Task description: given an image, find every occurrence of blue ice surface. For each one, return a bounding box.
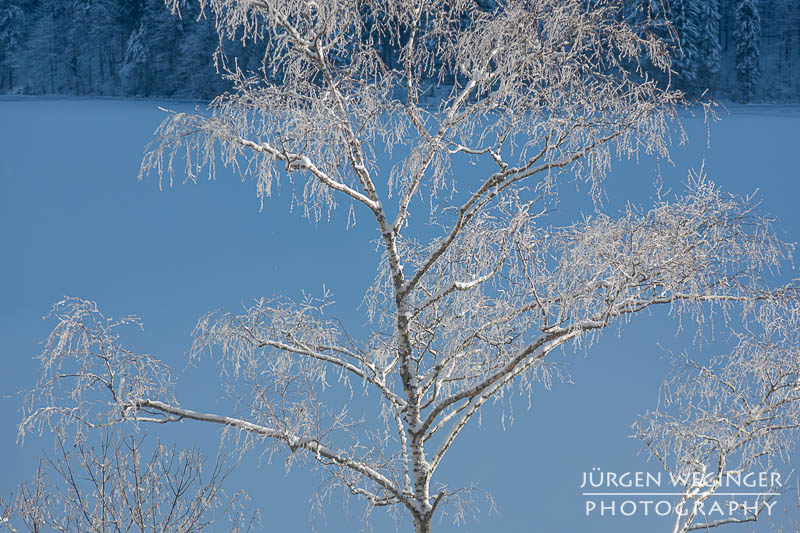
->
[1,96,800,532]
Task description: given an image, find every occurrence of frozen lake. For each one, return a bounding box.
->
[2,97,800,532]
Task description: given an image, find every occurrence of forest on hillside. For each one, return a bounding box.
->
[1,0,798,102]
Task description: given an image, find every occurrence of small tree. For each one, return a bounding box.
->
[18,1,800,532]
[1,431,257,532]
[734,0,761,102]
[636,296,800,533]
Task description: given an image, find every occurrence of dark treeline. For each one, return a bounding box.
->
[1,0,798,102]
[629,0,800,102]
[0,0,238,98]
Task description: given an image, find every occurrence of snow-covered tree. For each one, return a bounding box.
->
[120,0,183,97]
[0,1,30,90]
[671,0,702,90]
[14,0,74,94]
[758,0,799,100]
[70,0,130,95]
[120,22,151,96]
[636,283,800,533]
[696,0,722,92]
[734,0,761,102]
[642,0,720,95]
[626,0,678,87]
[18,1,800,532]
[1,431,257,532]
[172,6,226,99]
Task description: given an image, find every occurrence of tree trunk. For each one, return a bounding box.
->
[414,514,431,533]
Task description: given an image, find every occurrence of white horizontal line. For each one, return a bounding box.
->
[582,493,780,497]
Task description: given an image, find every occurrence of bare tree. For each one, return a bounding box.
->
[16,1,800,532]
[636,297,800,533]
[2,431,258,532]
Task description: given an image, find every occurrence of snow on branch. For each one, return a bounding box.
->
[131,399,406,507]
[190,296,406,408]
[19,297,175,443]
[406,172,794,454]
[635,297,800,533]
[19,296,411,517]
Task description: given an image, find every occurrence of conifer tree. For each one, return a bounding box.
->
[120,0,183,96]
[671,0,702,91]
[734,0,761,102]
[696,0,722,92]
[0,1,31,90]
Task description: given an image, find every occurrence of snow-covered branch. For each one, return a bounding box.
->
[131,399,406,507]
[635,298,800,533]
[191,300,407,408]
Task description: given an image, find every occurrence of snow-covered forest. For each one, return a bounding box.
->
[1,0,799,101]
